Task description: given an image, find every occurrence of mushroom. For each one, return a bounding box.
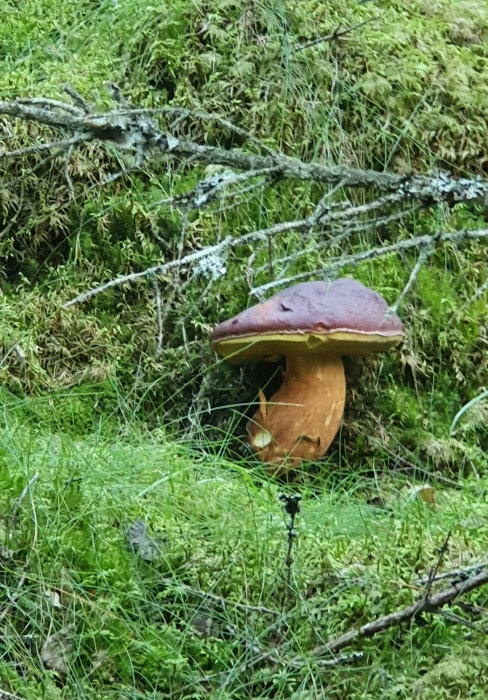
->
[210,279,404,471]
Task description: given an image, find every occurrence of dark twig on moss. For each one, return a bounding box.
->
[0,568,28,625]
[295,18,375,51]
[162,578,280,617]
[421,530,451,604]
[10,472,39,526]
[308,565,488,656]
[415,560,488,586]
[152,274,164,357]
[437,609,481,629]
[0,135,86,160]
[381,445,463,490]
[63,84,91,113]
[244,646,363,671]
[1,476,37,625]
[171,647,362,698]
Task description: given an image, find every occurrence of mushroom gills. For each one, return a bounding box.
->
[247,353,345,471]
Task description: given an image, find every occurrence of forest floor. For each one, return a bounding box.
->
[2,392,488,698]
[2,0,488,697]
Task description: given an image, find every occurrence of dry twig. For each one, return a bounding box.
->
[1,97,486,198]
[308,567,488,656]
[2,93,488,312]
[295,18,375,51]
[10,473,39,525]
[163,578,280,617]
[0,689,26,700]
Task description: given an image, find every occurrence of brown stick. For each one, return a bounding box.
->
[311,568,488,656]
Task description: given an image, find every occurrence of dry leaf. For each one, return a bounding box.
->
[126,518,162,562]
[43,589,62,608]
[41,623,75,674]
[410,484,437,506]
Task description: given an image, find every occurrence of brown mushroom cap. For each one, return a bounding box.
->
[211,278,404,363]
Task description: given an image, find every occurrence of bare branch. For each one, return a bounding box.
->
[63,224,488,308]
[64,144,75,197]
[13,96,84,116]
[468,276,488,305]
[158,166,280,210]
[63,83,91,113]
[163,578,280,617]
[389,245,434,314]
[0,134,86,160]
[250,228,488,297]
[62,237,232,307]
[1,98,486,201]
[250,204,423,280]
[0,687,27,700]
[415,560,488,586]
[152,275,163,357]
[381,445,463,490]
[2,93,488,313]
[309,567,488,656]
[421,531,452,603]
[0,99,87,129]
[158,105,280,157]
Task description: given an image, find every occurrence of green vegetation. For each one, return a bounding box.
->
[1,0,488,697]
[2,393,488,698]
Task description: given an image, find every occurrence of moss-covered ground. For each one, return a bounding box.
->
[2,0,488,697]
[2,392,488,698]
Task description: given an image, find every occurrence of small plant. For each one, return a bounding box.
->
[278,492,302,586]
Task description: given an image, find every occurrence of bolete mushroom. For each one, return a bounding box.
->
[211,279,404,471]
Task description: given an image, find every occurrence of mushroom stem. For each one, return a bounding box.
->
[247,353,346,470]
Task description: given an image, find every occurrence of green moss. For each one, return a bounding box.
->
[1,18,488,699]
[2,414,488,698]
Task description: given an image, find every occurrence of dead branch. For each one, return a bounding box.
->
[381,446,463,489]
[2,93,488,312]
[0,135,86,160]
[415,560,488,586]
[1,97,486,201]
[250,227,488,297]
[295,18,375,51]
[10,473,39,525]
[163,578,280,617]
[61,224,488,307]
[62,237,232,307]
[0,689,26,700]
[152,274,163,357]
[309,567,488,657]
[422,531,451,603]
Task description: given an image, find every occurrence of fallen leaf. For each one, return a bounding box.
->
[410,484,437,506]
[43,589,62,608]
[126,518,163,562]
[41,623,75,674]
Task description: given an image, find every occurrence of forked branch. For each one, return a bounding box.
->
[308,566,488,657]
[2,91,488,310]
